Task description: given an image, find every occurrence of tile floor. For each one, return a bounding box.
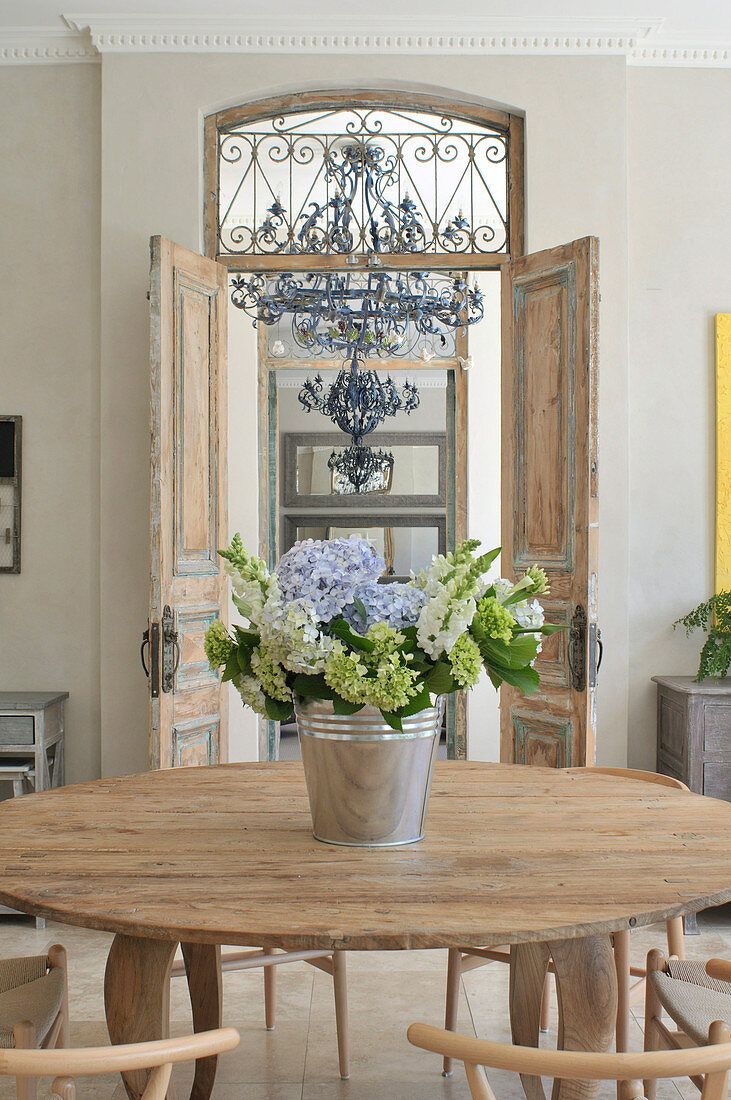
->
[0,905,729,1099]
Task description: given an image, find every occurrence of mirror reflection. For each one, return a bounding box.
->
[296,444,440,497]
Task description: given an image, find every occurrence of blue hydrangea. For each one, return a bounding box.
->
[343,581,428,632]
[275,536,386,624]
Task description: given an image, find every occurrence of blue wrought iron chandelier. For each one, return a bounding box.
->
[229,140,485,491]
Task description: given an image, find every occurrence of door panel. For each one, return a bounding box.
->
[148,236,229,770]
[501,237,599,767]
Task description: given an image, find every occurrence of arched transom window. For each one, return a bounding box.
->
[205,92,524,266]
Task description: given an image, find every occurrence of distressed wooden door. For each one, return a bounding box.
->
[145,236,229,769]
[500,237,599,767]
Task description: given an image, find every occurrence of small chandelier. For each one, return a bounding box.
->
[328,445,394,495]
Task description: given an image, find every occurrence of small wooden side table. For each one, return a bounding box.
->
[0,690,68,928]
[0,691,67,791]
[653,674,731,933]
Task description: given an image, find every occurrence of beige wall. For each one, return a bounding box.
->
[627,67,731,767]
[2,52,727,781]
[98,53,630,774]
[0,64,101,785]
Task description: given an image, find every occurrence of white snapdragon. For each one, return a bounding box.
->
[416,573,484,660]
[225,559,279,630]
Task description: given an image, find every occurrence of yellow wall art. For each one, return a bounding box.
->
[716,313,731,591]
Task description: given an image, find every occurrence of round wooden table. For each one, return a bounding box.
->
[0,762,729,1100]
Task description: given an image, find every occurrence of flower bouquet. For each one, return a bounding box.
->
[205,534,557,728]
[205,534,559,845]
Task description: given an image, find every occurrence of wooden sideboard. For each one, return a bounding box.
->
[653,675,731,801]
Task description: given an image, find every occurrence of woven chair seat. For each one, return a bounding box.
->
[0,956,65,1049]
[649,959,731,1046]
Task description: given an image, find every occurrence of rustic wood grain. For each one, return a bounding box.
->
[104,935,177,1099]
[180,943,222,1100]
[510,941,552,1100]
[0,764,729,951]
[500,238,599,768]
[148,237,229,771]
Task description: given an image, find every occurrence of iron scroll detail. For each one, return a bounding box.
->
[161,605,180,695]
[568,604,588,693]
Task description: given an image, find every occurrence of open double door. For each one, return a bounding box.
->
[142,236,599,769]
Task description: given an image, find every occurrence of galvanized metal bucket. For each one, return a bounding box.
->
[294,695,446,847]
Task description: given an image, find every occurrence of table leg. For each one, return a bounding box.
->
[180,943,223,1100]
[104,934,178,1100]
[510,936,617,1100]
[510,942,551,1100]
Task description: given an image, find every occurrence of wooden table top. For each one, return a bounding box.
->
[0,762,729,951]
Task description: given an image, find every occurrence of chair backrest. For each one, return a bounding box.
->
[0,1028,239,1100]
[580,766,689,791]
[407,1023,731,1100]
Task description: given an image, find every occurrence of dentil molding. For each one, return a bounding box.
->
[0,16,728,66]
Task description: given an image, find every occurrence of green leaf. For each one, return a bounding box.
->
[512,622,566,637]
[379,710,403,731]
[236,647,253,675]
[332,695,364,715]
[329,617,375,652]
[233,625,259,646]
[221,652,241,683]
[291,673,334,700]
[505,634,540,665]
[264,695,293,722]
[487,663,541,695]
[425,660,458,694]
[400,683,433,717]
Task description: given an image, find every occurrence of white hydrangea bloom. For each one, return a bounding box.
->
[233,673,267,715]
[259,592,333,674]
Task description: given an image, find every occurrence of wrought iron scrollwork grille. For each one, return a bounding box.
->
[217,107,509,258]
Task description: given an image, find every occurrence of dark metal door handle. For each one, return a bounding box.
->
[140,628,150,678]
[597,631,604,674]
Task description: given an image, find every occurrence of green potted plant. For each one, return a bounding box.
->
[674,591,731,681]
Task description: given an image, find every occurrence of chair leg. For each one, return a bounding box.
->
[643,949,665,1100]
[48,944,70,1048]
[332,950,349,1080]
[442,947,462,1076]
[14,1020,38,1100]
[665,916,685,960]
[263,948,276,1030]
[50,1078,76,1099]
[613,930,631,1053]
[539,972,551,1033]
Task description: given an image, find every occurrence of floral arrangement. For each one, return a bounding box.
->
[204,535,560,729]
[674,590,731,681]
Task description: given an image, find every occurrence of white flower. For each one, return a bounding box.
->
[233,674,267,715]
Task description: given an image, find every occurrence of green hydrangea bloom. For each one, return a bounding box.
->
[363,622,405,662]
[525,565,549,596]
[324,642,369,704]
[448,633,483,689]
[250,644,291,703]
[473,595,516,645]
[204,620,235,670]
[366,655,420,712]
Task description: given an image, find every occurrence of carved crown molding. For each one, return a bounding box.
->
[0,17,728,67]
[0,28,97,64]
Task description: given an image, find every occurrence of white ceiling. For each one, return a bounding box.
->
[0,0,729,37]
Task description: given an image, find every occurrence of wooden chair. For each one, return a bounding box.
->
[441,766,688,1075]
[407,1018,731,1100]
[0,1027,239,1099]
[0,945,69,1100]
[644,950,731,1098]
[171,944,350,1078]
